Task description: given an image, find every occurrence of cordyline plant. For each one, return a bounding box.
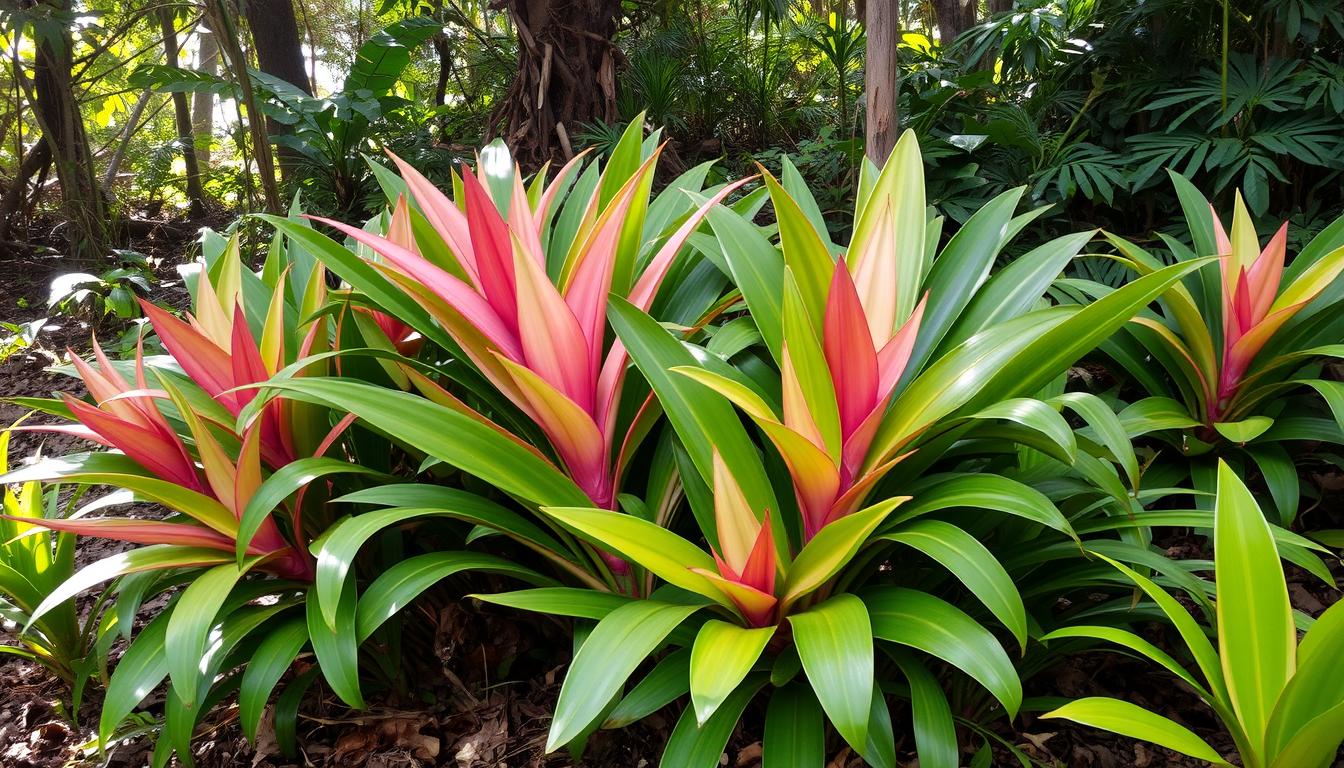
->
[466,131,1215,768]
[1043,461,1344,768]
[0,236,410,762]
[1082,172,1344,522]
[261,123,753,577]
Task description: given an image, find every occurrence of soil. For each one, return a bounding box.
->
[0,223,1341,767]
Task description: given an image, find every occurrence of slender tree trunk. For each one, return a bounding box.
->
[988,0,1011,14]
[0,137,50,242]
[193,14,218,166]
[207,0,282,212]
[102,90,153,193]
[865,0,898,163]
[158,7,207,217]
[29,7,108,259]
[490,0,622,167]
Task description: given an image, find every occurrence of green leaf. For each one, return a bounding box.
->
[659,675,767,768]
[966,398,1077,465]
[541,507,728,609]
[28,545,230,631]
[944,231,1093,351]
[881,520,1026,649]
[604,648,692,729]
[763,684,824,768]
[165,560,255,707]
[1094,553,1229,704]
[263,377,590,506]
[358,553,552,642]
[315,498,525,629]
[889,650,958,768]
[1040,625,1209,696]
[891,474,1075,539]
[910,187,1023,372]
[1054,392,1140,490]
[608,297,778,519]
[306,572,363,709]
[1214,460,1295,757]
[237,457,387,564]
[1213,416,1275,444]
[472,587,632,620]
[239,617,309,743]
[549,601,702,751]
[865,586,1021,717]
[781,498,902,609]
[690,620,774,724]
[704,203,785,360]
[789,594,873,754]
[100,605,172,744]
[1042,697,1231,765]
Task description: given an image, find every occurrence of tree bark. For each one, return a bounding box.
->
[490,0,622,167]
[158,7,208,217]
[240,0,311,95]
[0,137,50,242]
[207,0,282,212]
[934,0,976,44]
[29,4,108,259]
[988,0,1011,14]
[193,13,218,166]
[865,0,898,163]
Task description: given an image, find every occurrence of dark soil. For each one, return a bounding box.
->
[1,223,1341,767]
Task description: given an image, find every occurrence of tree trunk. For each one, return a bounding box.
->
[207,0,282,213]
[865,0,898,163]
[240,0,312,95]
[988,0,1011,14]
[0,137,50,242]
[490,0,622,167]
[158,7,208,217]
[29,7,108,259]
[193,14,218,166]
[934,0,975,44]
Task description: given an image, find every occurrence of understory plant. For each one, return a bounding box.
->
[1075,172,1344,522]
[0,123,1340,768]
[1043,460,1344,768]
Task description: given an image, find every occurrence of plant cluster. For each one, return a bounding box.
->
[3,123,1343,767]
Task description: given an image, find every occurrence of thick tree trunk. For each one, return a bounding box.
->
[0,138,50,242]
[241,0,311,178]
[240,0,311,95]
[490,0,622,167]
[159,8,208,217]
[30,9,108,259]
[865,0,898,163]
[934,0,976,44]
[193,16,218,166]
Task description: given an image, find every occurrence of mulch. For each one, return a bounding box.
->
[0,222,1340,767]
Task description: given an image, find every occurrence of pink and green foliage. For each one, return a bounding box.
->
[301,134,747,513]
[0,238,350,582]
[1100,176,1344,442]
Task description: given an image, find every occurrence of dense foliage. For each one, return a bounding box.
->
[2,0,1344,766]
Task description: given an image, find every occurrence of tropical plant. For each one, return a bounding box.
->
[1071,173,1344,522]
[0,233,411,760]
[46,251,156,322]
[0,428,118,716]
[429,129,1220,766]
[1042,460,1344,768]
